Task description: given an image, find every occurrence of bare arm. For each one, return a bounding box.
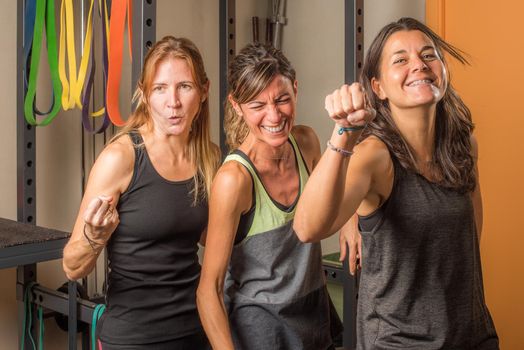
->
[294,83,379,242]
[471,135,483,240]
[62,137,134,280]
[197,163,252,350]
[339,214,362,275]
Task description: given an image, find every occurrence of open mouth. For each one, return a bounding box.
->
[407,79,435,87]
[262,120,286,133]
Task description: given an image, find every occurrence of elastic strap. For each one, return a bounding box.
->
[24,0,62,126]
[81,0,111,133]
[58,0,78,110]
[91,304,106,350]
[106,0,133,126]
[21,282,39,350]
[38,306,44,350]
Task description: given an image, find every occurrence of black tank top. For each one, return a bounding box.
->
[97,132,208,345]
[357,152,499,350]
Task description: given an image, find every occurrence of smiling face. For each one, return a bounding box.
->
[371,30,447,110]
[148,57,205,137]
[232,75,297,148]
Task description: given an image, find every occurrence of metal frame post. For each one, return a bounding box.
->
[132,0,157,95]
[219,0,235,157]
[16,0,38,348]
[343,2,364,349]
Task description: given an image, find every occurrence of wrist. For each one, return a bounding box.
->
[333,122,365,145]
[336,124,365,135]
[83,225,106,253]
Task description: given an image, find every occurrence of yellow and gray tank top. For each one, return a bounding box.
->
[223,134,334,350]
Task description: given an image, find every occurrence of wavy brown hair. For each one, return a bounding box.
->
[360,17,475,193]
[112,36,220,203]
[225,43,296,150]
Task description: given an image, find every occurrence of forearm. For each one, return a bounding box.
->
[295,127,361,242]
[63,233,105,280]
[197,285,235,350]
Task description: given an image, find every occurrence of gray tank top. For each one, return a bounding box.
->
[223,134,337,350]
[357,152,499,349]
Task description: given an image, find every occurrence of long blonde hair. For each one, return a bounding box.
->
[113,36,219,203]
[225,43,296,150]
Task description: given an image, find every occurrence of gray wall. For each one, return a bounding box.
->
[0,1,425,348]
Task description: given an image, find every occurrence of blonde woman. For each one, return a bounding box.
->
[63,36,219,349]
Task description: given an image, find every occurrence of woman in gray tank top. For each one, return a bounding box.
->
[197,43,341,350]
[63,36,219,349]
[294,18,499,350]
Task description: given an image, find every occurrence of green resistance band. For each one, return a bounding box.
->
[21,282,44,350]
[91,304,106,350]
[24,0,62,126]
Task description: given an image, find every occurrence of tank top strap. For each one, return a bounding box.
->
[223,136,305,240]
[119,131,146,199]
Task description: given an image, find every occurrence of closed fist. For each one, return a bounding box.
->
[325,83,376,127]
[83,195,119,243]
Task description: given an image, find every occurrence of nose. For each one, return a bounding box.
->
[412,56,429,72]
[266,104,281,122]
[167,90,181,108]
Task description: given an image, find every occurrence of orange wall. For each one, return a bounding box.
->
[427,1,524,348]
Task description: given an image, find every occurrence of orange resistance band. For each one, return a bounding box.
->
[106,0,133,127]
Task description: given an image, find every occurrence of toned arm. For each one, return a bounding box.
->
[197,161,252,350]
[62,137,134,280]
[294,132,391,242]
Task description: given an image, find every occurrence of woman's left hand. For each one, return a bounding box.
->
[339,214,362,276]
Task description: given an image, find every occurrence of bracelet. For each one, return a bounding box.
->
[83,224,104,253]
[327,140,353,157]
[337,125,365,135]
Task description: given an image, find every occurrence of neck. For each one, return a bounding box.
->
[390,104,436,163]
[241,134,292,166]
[142,127,192,162]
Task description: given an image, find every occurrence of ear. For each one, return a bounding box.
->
[228,94,243,116]
[293,80,298,97]
[371,77,387,100]
[201,81,210,103]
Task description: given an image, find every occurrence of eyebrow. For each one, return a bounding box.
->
[247,92,291,104]
[392,45,435,56]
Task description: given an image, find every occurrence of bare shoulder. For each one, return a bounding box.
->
[353,135,392,171]
[88,135,135,194]
[214,160,252,194]
[291,125,321,169]
[211,160,253,213]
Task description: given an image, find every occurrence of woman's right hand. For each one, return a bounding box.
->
[324,83,376,128]
[83,195,119,244]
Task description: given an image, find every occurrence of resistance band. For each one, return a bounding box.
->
[81,0,111,133]
[23,0,54,116]
[106,0,133,126]
[91,304,106,350]
[24,0,62,126]
[21,282,45,350]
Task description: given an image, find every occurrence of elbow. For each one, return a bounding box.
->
[63,262,81,281]
[196,277,223,310]
[62,252,86,281]
[293,221,317,243]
